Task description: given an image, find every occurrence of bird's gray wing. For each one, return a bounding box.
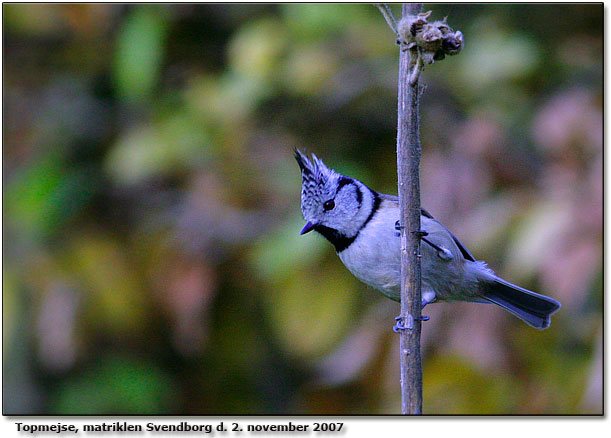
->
[379,192,476,262]
[421,208,476,262]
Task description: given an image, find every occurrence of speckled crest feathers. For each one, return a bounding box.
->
[294,149,341,217]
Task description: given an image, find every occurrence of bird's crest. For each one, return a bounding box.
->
[294,149,335,186]
[294,149,341,218]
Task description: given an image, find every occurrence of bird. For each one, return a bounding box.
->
[295,149,561,330]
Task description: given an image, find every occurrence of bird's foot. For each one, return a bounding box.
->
[394,221,429,237]
[395,221,430,240]
[393,314,429,333]
[411,229,429,238]
[393,315,411,333]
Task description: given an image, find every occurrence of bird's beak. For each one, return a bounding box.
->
[300,222,315,235]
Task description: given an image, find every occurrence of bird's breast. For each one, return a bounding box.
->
[338,212,402,301]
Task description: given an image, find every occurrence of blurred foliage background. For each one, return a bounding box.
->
[2,3,602,415]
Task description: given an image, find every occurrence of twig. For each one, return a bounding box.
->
[375,3,398,35]
[408,54,424,86]
[396,2,423,415]
[377,1,463,416]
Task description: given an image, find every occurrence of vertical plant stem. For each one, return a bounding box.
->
[396,2,423,415]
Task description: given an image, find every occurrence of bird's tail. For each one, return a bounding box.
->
[481,277,561,330]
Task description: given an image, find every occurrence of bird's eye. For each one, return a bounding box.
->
[323,200,335,211]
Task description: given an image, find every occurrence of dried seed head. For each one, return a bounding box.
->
[443,30,464,56]
[393,10,463,84]
[432,20,452,35]
[416,23,443,53]
[420,51,437,65]
[433,50,446,61]
[397,10,432,44]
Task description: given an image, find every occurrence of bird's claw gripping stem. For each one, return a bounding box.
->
[393,314,429,333]
[393,221,432,331]
[393,315,412,333]
[395,221,429,237]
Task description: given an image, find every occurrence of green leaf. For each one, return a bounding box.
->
[5,153,99,238]
[105,112,212,186]
[227,17,288,85]
[52,354,177,414]
[4,152,64,237]
[113,6,169,101]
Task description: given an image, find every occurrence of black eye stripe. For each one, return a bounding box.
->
[355,186,362,206]
[336,177,352,194]
[359,189,380,231]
